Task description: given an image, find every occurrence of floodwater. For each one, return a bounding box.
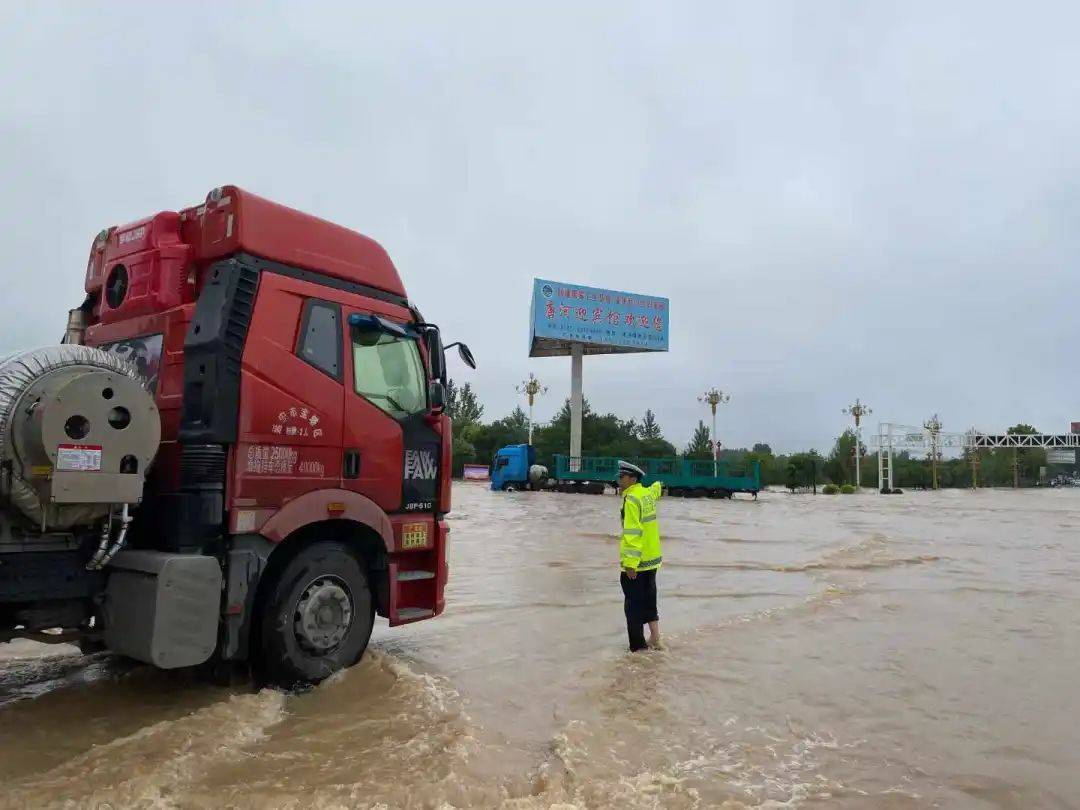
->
[2,486,1079,808]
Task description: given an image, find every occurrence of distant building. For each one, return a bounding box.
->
[1048,423,1080,466]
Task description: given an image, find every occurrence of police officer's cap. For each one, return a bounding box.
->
[618,460,645,478]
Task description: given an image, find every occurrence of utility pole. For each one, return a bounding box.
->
[698,388,730,476]
[924,414,942,490]
[515,373,548,446]
[843,399,872,489]
[967,427,979,490]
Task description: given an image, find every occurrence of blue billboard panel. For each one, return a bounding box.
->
[529,278,669,357]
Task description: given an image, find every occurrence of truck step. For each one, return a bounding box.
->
[396,570,436,582]
[396,607,435,621]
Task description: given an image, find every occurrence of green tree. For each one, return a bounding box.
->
[1008,423,1038,434]
[825,429,855,485]
[640,409,663,440]
[640,436,677,458]
[446,379,484,426]
[504,405,530,437]
[745,444,775,484]
[1006,423,1046,485]
[467,406,531,468]
[527,398,677,468]
[451,428,477,477]
[685,420,712,460]
[635,409,676,457]
[531,397,592,467]
[784,451,821,492]
[968,424,1046,487]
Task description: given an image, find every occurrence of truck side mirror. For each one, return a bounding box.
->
[429,380,446,412]
[444,342,476,370]
[457,343,477,370]
[424,329,446,383]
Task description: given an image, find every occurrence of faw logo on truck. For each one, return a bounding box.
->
[404,449,437,480]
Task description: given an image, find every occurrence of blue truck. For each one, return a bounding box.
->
[490,444,542,491]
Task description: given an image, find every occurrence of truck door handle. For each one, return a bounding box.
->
[343,449,361,479]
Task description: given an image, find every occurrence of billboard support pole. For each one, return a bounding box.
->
[570,344,583,471]
[529,279,669,476]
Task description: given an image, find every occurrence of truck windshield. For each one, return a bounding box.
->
[352,331,427,419]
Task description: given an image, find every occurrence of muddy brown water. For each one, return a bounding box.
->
[1,486,1078,808]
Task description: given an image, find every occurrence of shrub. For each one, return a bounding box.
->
[822,483,840,494]
[840,484,856,494]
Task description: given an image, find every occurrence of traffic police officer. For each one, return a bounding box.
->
[618,460,663,651]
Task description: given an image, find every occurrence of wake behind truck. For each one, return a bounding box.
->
[0,186,473,686]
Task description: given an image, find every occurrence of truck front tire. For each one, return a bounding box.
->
[258,541,375,688]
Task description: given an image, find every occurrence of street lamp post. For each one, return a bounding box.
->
[924,413,942,490]
[698,388,730,476]
[515,373,548,446]
[843,399,872,489]
[967,426,980,489]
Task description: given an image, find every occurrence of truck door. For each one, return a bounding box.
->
[341,309,440,515]
[233,286,345,514]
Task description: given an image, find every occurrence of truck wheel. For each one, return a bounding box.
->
[258,542,374,688]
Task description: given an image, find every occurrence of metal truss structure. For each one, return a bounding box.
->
[872,423,1080,491]
[968,433,1080,449]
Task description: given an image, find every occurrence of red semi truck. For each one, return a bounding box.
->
[0,186,473,685]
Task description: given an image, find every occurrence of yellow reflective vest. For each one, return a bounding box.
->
[620,481,663,571]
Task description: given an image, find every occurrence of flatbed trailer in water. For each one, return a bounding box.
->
[490,446,761,496]
[552,455,760,497]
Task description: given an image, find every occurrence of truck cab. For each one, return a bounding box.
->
[490,444,537,491]
[0,186,473,686]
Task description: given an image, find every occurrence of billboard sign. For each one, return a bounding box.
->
[529,278,669,357]
[1047,449,1076,465]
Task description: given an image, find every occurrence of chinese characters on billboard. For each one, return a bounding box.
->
[529,279,670,356]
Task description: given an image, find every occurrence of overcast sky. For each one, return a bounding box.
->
[2,2,1078,453]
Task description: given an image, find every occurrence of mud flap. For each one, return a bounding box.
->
[104,550,221,669]
[219,537,271,661]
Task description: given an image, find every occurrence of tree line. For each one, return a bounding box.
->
[446,380,679,477]
[445,381,1059,488]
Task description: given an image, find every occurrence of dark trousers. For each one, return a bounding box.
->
[620,568,659,652]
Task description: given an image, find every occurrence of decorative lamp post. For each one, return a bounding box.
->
[843,399,872,489]
[698,388,730,476]
[923,413,942,490]
[516,373,548,445]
